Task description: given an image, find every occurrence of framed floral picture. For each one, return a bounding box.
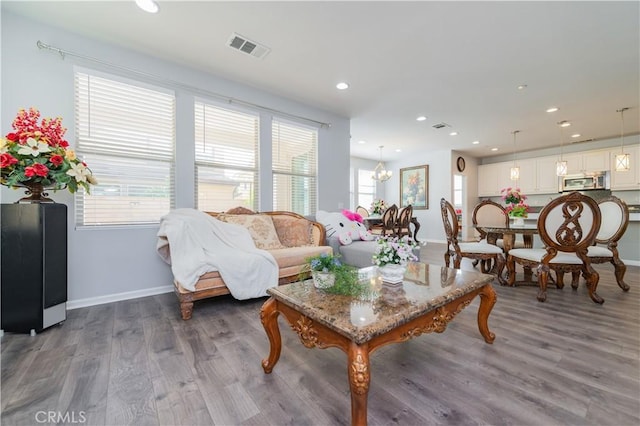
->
[400,165,428,209]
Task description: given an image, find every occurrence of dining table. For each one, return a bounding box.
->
[474,223,540,285]
[474,223,538,253]
[363,216,421,243]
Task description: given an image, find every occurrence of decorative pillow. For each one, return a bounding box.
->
[222,214,284,250]
[271,216,313,247]
[316,210,374,245]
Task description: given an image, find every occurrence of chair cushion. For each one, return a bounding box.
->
[269,245,332,269]
[509,248,584,264]
[587,246,613,257]
[458,242,504,254]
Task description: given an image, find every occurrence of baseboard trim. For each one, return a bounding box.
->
[67,285,174,310]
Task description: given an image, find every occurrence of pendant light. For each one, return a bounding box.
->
[615,107,630,172]
[372,145,392,182]
[556,121,568,176]
[510,130,520,181]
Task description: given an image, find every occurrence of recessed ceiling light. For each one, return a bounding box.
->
[336,82,349,90]
[472,140,480,145]
[571,133,581,138]
[559,121,571,127]
[135,0,159,13]
[358,140,366,144]
[546,107,559,113]
[395,149,402,152]
[517,84,528,90]
[449,131,458,136]
[491,147,499,151]
[416,116,427,121]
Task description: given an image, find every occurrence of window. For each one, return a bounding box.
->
[358,169,376,210]
[194,102,259,211]
[75,70,175,227]
[272,120,317,215]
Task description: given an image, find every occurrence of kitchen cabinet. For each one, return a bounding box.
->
[564,150,610,174]
[610,145,640,190]
[479,157,560,196]
[478,162,513,196]
[535,156,562,193]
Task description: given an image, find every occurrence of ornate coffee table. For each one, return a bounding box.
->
[260,263,497,426]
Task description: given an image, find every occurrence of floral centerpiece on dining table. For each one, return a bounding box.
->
[501,187,529,224]
[1,107,97,201]
[370,198,386,216]
[372,235,419,283]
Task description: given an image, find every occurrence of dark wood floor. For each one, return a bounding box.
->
[2,243,639,426]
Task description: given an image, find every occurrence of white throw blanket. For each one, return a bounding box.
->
[156,209,279,299]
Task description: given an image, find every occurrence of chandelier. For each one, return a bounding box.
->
[510,130,520,180]
[615,107,630,172]
[372,145,392,182]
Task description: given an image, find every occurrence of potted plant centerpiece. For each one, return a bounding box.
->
[501,187,529,227]
[304,252,363,296]
[372,235,419,283]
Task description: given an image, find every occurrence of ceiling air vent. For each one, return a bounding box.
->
[227,33,270,59]
[432,122,450,129]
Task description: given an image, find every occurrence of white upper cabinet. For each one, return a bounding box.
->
[536,156,562,193]
[610,145,640,190]
[564,150,610,174]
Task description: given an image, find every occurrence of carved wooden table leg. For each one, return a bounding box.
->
[477,284,497,344]
[260,297,282,373]
[348,342,370,426]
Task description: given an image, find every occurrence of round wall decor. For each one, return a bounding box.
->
[456,156,466,172]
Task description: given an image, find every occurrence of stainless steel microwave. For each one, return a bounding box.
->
[560,171,610,192]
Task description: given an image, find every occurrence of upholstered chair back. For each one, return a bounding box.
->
[596,196,629,244]
[538,191,601,253]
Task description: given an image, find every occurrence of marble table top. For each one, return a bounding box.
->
[267,263,494,345]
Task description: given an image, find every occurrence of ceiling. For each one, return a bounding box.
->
[4,1,639,161]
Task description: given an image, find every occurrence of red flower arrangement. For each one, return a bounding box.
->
[1,107,97,193]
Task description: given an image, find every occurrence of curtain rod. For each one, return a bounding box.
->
[36,40,332,128]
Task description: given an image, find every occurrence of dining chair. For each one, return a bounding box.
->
[506,191,603,303]
[371,204,398,236]
[395,205,413,238]
[560,195,630,291]
[356,205,370,218]
[440,198,506,285]
[472,199,525,249]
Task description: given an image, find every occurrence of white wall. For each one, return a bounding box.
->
[386,150,453,244]
[1,11,351,306]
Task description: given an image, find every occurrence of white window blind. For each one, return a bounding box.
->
[75,71,175,226]
[272,120,317,215]
[194,101,259,211]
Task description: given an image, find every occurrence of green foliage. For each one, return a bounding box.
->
[322,265,366,297]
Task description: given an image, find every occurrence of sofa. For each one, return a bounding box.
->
[169,207,332,320]
[312,210,421,269]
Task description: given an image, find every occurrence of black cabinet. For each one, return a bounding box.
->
[1,203,67,334]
